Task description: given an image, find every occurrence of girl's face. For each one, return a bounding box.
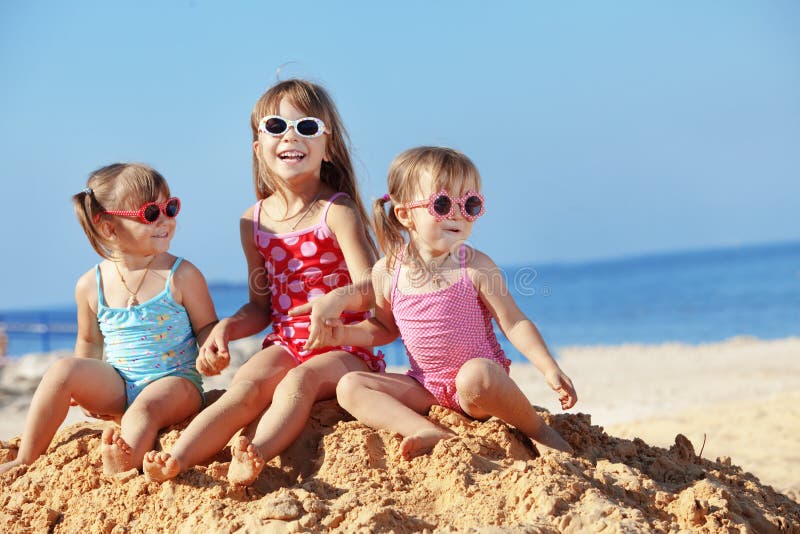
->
[398,171,478,258]
[253,97,329,190]
[103,193,176,257]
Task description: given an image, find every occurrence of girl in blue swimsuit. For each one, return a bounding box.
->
[0,163,218,477]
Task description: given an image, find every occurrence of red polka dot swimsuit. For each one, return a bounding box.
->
[253,192,384,372]
[391,245,511,412]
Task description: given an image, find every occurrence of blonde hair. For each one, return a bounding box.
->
[250,78,376,257]
[375,146,482,269]
[72,163,170,259]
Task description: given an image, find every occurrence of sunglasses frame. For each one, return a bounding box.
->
[403,189,486,222]
[257,115,327,138]
[94,197,181,224]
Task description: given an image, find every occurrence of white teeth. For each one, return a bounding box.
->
[279,151,305,160]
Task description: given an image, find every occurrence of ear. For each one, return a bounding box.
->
[394,204,414,230]
[253,140,260,155]
[97,219,118,241]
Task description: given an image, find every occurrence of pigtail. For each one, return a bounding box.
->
[373,194,406,271]
[72,187,113,259]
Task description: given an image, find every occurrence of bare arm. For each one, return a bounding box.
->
[197,207,272,375]
[169,259,219,346]
[472,251,577,409]
[315,257,399,348]
[73,269,104,359]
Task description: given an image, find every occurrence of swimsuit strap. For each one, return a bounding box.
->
[166,257,183,289]
[320,192,348,224]
[390,246,406,305]
[253,199,264,244]
[458,244,468,279]
[95,264,105,307]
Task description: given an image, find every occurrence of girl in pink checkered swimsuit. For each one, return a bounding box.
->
[392,244,511,411]
[308,147,578,460]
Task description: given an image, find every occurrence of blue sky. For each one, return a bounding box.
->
[1,1,798,310]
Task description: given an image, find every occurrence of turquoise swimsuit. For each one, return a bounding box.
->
[96,257,204,407]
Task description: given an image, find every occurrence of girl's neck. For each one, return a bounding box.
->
[112,252,161,271]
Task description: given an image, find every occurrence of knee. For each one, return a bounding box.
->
[230,378,276,411]
[335,371,371,410]
[44,357,82,388]
[126,395,167,422]
[455,358,505,402]
[274,365,320,400]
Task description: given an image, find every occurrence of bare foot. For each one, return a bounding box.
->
[227,435,265,486]
[143,451,181,482]
[531,425,573,455]
[0,458,24,476]
[399,428,454,460]
[101,425,134,475]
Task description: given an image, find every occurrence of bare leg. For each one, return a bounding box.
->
[336,371,453,459]
[102,376,202,475]
[455,358,572,454]
[227,351,369,485]
[144,346,294,482]
[0,357,126,475]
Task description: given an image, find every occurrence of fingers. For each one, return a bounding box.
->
[196,344,231,376]
[288,302,312,317]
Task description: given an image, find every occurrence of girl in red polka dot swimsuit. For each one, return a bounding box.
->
[306,147,578,460]
[143,79,382,486]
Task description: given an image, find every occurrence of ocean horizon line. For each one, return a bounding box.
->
[1,237,797,314]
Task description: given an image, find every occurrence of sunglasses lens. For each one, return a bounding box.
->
[264,117,288,135]
[165,198,180,218]
[296,119,320,137]
[432,195,452,216]
[464,196,483,217]
[143,204,161,223]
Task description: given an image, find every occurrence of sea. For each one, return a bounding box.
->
[2,241,798,366]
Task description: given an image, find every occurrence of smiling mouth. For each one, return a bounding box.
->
[279,151,306,161]
[153,231,169,238]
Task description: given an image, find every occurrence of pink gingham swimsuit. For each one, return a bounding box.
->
[391,245,511,412]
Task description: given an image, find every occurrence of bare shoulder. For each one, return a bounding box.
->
[372,256,393,298]
[464,246,498,271]
[75,266,97,297]
[75,265,99,310]
[326,193,362,226]
[464,247,504,290]
[240,203,258,221]
[172,258,206,285]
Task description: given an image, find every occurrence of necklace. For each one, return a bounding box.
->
[289,192,322,231]
[269,192,322,231]
[426,252,452,288]
[113,255,156,309]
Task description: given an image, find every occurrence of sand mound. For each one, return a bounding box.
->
[1,401,798,533]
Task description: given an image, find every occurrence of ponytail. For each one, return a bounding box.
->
[72,187,113,259]
[373,194,406,271]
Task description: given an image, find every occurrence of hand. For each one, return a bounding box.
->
[70,399,118,421]
[544,368,577,410]
[288,292,348,351]
[196,322,231,376]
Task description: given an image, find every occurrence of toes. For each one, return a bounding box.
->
[101,426,116,445]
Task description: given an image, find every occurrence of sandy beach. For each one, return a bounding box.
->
[1,336,798,531]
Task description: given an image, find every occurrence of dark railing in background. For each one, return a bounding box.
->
[0,312,79,356]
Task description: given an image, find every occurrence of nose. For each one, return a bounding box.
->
[281,123,301,141]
